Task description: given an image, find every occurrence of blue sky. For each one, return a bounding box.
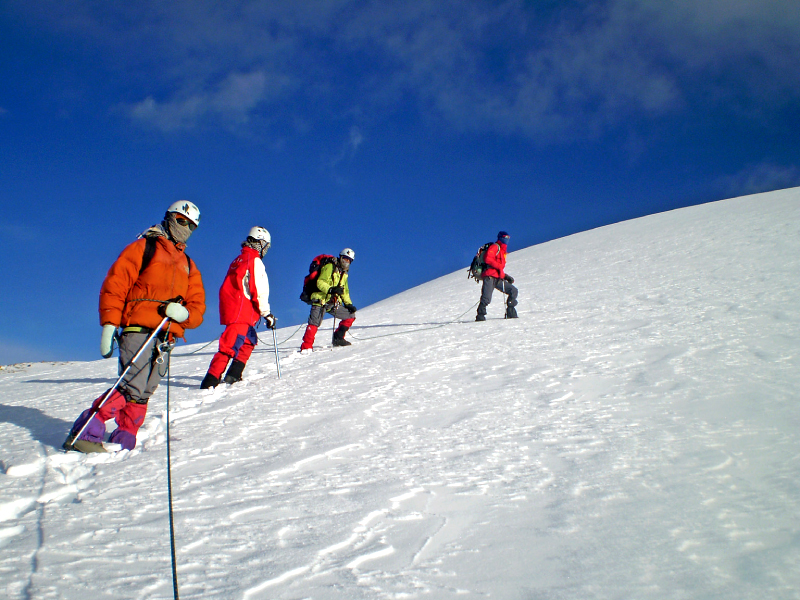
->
[2,0,799,364]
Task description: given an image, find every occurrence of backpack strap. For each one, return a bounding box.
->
[139,236,158,275]
[139,236,192,276]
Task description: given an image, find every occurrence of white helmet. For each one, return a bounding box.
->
[339,248,355,261]
[166,200,201,226]
[248,226,271,244]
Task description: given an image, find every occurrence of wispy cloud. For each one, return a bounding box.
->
[126,71,292,131]
[328,126,366,183]
[9,0,800,139]
[718,163,800,197]
[0,222,39,244]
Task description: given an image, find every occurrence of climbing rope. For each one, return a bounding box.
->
[347,302,479,342]
[178,301,480,358]
[165,356,180,600]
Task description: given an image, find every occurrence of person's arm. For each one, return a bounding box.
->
[98,239,146,326]
[252,258,271,316]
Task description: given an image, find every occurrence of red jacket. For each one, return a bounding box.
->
[482,241,507,279]
[99,235,205,338]
[218,247,270,326]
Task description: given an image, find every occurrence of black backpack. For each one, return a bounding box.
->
[467,242,497,282]
[300,254,338,303]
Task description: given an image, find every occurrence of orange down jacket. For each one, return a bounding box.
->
[98,235,205,338]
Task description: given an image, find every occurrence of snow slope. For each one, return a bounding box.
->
[1,188,799,600]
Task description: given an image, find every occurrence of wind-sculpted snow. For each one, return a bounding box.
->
[1,189,799,599]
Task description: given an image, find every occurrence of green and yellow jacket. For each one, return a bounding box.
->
[311,262,352,306]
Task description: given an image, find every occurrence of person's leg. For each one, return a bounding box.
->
[231,325,257,365]
[332,306,356,346]
[476,277,496,321]
[202,326,236,388]
[496,279,519,318]
[107,331,163,447]
[108,401,148,450]
[64,388,127,451]
[301,305,325,350]
[117,331,163,403]
[223,325,258,384]
[201,352,229,389]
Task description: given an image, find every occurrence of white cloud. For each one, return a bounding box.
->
[127,71,291,131]
[348,126,363,152]
[719,163,800,197]
[10,0,800,139]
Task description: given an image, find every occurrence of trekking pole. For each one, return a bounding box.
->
[71,316,170,444]
[329,269,341,344]
[271,325,282,379]
[331,293,340,344]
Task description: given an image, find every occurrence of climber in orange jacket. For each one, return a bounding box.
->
[63,201,206,453]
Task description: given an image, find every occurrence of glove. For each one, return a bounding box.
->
[264,314,276,329]
[345,304,357,313]
[504,274,515,284]
[329,285,345,296]
[100,324,117,358]
[164,302,189,323]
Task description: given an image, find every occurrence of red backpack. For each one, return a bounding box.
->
[300,254,338,303]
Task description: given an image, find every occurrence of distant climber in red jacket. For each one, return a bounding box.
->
[476,231,518,321]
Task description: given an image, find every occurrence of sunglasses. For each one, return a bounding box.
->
[175,217,197,231]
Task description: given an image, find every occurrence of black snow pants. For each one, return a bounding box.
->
[477,276,518,319]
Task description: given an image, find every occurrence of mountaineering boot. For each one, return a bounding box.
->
[71,439,108,453]
[200,372,220,390]
[476,302,488,321]
[505,306,518,319]
[223,359,246,385]
[62,433,77,452]
[332,327,351,347]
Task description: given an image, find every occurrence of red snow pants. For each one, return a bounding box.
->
[207,323,258,378]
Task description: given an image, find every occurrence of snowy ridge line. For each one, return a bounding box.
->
[1,189,798,599]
